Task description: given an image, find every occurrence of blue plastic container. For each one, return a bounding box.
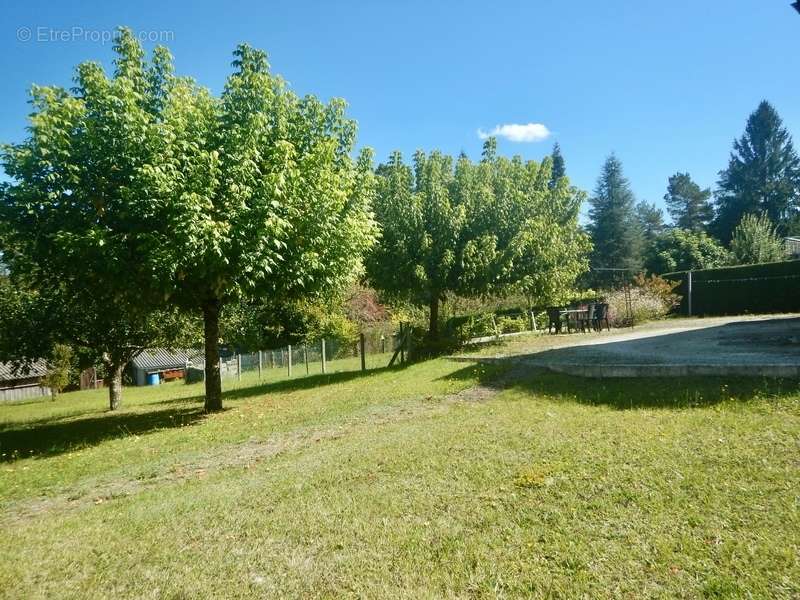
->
[146,372,160,386]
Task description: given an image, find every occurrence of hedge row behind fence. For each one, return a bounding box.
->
[663,259,800,316]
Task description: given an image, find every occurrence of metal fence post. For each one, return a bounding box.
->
[304,344,309,374]
[237,353,242,382]
[381,335,386,354]
[321,339,327,374]
[287,345,292,377]
[687,270,693,317]
[360,333,366,372]
[258,350,262,379]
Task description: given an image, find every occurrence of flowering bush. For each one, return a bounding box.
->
[605,276,680,326]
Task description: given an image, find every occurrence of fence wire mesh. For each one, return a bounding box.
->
[186,328,402,390]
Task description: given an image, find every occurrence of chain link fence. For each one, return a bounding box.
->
[185,327,402,389]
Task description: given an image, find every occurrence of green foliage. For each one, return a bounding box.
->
[667,260,800,315]
[714,101,800,241]
[139,44,377,311]
[369,140,590,338]
[459,313,497,339]
[588,155,644,285]
[730,213,786,265]
[0,28,198,410]
[549,142,566,189]
[604,282,675,326]
[632,273,681,310]
[1,29,376,412]
[645,228,731,274]
[636,201,665,242]
[41,344,75,400]
[664,172,714,231]
[496,315,527,334]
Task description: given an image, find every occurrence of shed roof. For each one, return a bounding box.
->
[0,360,48,382]
[131,349,202,372]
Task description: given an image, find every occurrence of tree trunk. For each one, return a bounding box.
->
[203,298,223,412]
[108,363,124,411]
[428,296,440,340]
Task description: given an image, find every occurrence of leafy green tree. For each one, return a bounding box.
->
[0,29,192,410]
[1,30,373,412]
[636,201,665,242]
[644,229,731,274]
[136,44,377,411]
[483,152,590,307]
[664,172,714,231]
[729,213,786,265]
[369,140,590,337]
[588,155,643,285]
[41,344,74,401]
[0,275,194,409]
[549,142,566,189]
[714,101,800,241]
[369,150,462,338]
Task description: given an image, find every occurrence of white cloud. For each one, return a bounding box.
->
[477,122,551,143]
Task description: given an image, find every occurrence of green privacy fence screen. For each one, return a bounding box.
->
[662,259,800,316]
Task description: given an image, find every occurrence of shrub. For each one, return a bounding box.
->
[645,228,731,273]
[605,279,676,326]
[633,274,681,310]
[41,344,75,401]
[730,213,786,265]
[406,326,462,361]
[455,313,496,340]
[496,315,527,334]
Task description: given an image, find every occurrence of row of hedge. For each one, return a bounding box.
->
[663,259,800,316]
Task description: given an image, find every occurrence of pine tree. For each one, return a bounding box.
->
[588,155,643,285]
[549,142,566,189]
[714,101,800,241]
[664,172,714,231]
[636,201,665,242]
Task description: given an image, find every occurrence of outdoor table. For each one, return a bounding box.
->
[559,309,588,333]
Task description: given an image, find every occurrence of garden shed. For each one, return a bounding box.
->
[129,349,203,386]
[0,360,49,402]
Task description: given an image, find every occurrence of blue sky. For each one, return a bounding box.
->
[1,0,798,219]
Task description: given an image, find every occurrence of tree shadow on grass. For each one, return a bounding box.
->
[438,361,510,383]
[501,371,800,411]
[157,364,410,406]
[0,365,418,462]
[0,404,206,463]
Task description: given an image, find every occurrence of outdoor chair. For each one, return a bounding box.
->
[593,303,611,332]
[581,303,596,333]
[546,307,564,334]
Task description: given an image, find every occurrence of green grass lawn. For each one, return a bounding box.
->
[1,355,799,598]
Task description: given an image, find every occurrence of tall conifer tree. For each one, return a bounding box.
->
[549,142,566,189]
[588,155,643,285]
[664,172,714,231]
[714,101,800,241]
